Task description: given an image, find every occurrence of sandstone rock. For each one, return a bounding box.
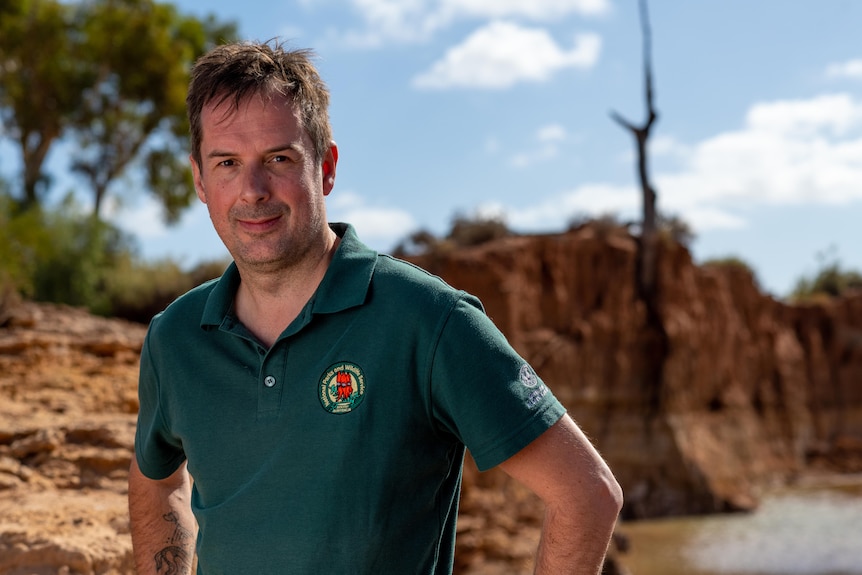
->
[0,490,132,575]
[0,304,144,574]
[410,226,862,520]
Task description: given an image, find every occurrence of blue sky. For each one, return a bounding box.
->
[77,1,862,296]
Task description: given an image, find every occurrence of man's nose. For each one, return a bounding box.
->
[240,165,270,203]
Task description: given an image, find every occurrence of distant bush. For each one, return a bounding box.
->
[28,198,137,315]
[448,212,510,247]
[790,261,862,302]
[702,256,760,289]
[0,190,230,322]
[658,212,695,247]
[391,229,441,258]
[103,256,229,324]
[567,212,628,234]
[394,211,511,257]
[0,197,43,301]
[702,255,756,274]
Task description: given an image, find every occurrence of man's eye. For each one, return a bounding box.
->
[271,155,288,163]
[217,159,236,167]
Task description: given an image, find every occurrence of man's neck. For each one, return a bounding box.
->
[234,231,340,348]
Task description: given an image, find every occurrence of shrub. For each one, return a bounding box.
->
[447,212,510,247]
[31,210,136,314]
[393,212,512,257]
[791,261,862,301]
[0,192,50,300]
[0,189,233,321]
[658,212,695,247]
[702,256,760,289]
[104,256,230,323]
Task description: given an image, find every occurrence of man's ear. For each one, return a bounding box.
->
[190,155,207,203]
[322,142,338,196]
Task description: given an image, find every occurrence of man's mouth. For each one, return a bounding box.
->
[237,214,282,232]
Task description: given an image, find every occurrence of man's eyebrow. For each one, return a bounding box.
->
[206,149,235,159]
[205,143,303,159]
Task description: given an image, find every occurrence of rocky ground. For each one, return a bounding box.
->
[0,302,143,574]
[0,301,627,575]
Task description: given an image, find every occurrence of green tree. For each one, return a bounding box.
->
[71,0,236,222]
[0,0,88,207]
[0,0,236,220]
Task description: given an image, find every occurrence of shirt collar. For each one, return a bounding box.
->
[200,223,376,329]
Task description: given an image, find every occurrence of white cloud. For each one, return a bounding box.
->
[343,0,608,46]
[494,92,862,236]
[342,0,448,46]
[503,182,639,231]
[441,0,609,21]
[510,123,569,168]
[746,93,862,137]
[825,59,862,80]
[537,124,567,142]
[658,93,862,212]
[649,134,689,159]
[412,21,601,90]
[673,206,746,231]
[328,190,417,249]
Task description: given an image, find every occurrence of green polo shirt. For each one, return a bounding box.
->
[135,223,565,575]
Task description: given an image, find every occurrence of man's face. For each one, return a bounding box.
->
[191,93,337,273]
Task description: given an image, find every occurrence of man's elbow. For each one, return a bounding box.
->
[565,462,623,529]
[595,467,624,524]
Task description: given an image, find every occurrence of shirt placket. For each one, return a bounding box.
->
[257,342,287,417]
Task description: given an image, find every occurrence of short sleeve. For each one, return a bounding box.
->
[429,295,566,471]
[134,328,187,479]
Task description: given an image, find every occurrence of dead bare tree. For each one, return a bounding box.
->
[611,0,668,430]
[611,0,659,306]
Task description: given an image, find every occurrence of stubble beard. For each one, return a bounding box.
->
[221,203,328,274]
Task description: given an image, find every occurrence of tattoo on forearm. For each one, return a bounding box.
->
[154,545,190,575]
[163,511,193,544]
[153,512,193,574]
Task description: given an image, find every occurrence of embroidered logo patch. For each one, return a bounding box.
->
[319,362,367,414]
[519,363,539,388]
[519,363,548,408]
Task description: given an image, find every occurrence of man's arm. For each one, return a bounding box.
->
[498,414,623,575]
[128,458,197,575]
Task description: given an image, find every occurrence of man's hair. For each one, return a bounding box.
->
[187,41,332,167]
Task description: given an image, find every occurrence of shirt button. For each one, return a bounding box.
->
[264,375,276,388]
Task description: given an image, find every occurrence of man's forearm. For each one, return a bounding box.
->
[129,459,197,575]
[497,416,623,575]
[533,502,616,575]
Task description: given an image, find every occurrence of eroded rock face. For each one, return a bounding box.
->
[0,302,144,575]
[410,225,862,520]
[1,229,860,574]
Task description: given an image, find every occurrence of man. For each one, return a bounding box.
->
[129,40,622,575]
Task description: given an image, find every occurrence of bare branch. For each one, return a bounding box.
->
[610,110,637,134]
[640,0,657,129]
[611,0,661,307]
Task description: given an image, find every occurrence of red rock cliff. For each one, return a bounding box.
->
[409,223,862,521]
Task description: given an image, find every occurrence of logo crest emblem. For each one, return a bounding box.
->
[319,362,366,414]
[519,363,539,388]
